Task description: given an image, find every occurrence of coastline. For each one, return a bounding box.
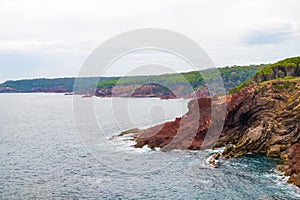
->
[123,78,300,188]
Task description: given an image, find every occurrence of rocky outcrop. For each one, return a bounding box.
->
[278,142,300,187]
[131,84,176,99]
[133,97,218,150]
[220,81,300,159]
[96,83,210,99]
[132,79,300,187]
[253,65,300,83]
[252,57,300,83]
[95,84,178,99]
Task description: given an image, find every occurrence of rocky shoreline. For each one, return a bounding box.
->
[95,83,210,99]
[129,79,300,187]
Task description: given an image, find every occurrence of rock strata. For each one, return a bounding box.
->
[133,79,300,187]
[278,142,300,186]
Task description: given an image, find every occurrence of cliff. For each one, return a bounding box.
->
[132,57,300,187]
[230,57,300,94]
[94,64,264,98]
[133,97,221,150]
[95,83,210,99]
[95,83,178,99]
[253,57,300,83]
[0,65,263,98]
[133,79,300,186]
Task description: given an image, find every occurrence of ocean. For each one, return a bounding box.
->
[0,93,299,199]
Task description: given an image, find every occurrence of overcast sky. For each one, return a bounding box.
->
[0,0,300,82]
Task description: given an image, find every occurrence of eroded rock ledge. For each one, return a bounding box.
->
[132,80,300,187]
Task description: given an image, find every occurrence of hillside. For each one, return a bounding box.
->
[231,57,300,93]
[127,56,300,187]
[0,65,265,96]
[95,65,265,97]
[0,77,115,93]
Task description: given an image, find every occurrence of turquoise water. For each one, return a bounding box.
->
[0,94,299,199]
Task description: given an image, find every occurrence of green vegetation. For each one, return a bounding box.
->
[2,78,76,92]
[254,85,266,95]
[230,57,300,94]
[257,57,300,75]
[0,77,114,92]
[0,64,266,94]
[276,76,295,80]
[96,79,118,89]
[97,64,266,94]
[272,81,296,91]
[3,57,300,95]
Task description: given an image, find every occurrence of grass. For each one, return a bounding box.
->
[254,85,267,95]
[230,57,300,93]
[257,57,300,75]
[272,81,295,90]
[276,76,296,80]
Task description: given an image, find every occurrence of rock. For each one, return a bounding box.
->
[134,97,217,150]
[207,153,221,167]
[253,59,300,83]
[267,145,282,157]
[222,145,234,158]
[132,78,300,187]
[281,142,300,186]
[109,128,141,140]
[95,83,205,99]
[294,174,300,187]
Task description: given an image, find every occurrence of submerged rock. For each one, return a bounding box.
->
[109,128,141,140]
[206,153,221,168]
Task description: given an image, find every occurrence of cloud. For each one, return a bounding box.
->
[0,0,300,82]
[0,52,84,82]
[0,40,62,52]
[241,24,294,45]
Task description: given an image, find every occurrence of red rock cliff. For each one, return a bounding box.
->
[133,79,300,187]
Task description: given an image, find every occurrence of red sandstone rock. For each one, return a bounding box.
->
[132,80,300,187]
[95,84,210,99]
[134,98,217,150]
[281,143,300,186]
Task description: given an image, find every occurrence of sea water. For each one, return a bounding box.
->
[0,94,299,199]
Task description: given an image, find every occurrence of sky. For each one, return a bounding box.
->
[0,0,300,82]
